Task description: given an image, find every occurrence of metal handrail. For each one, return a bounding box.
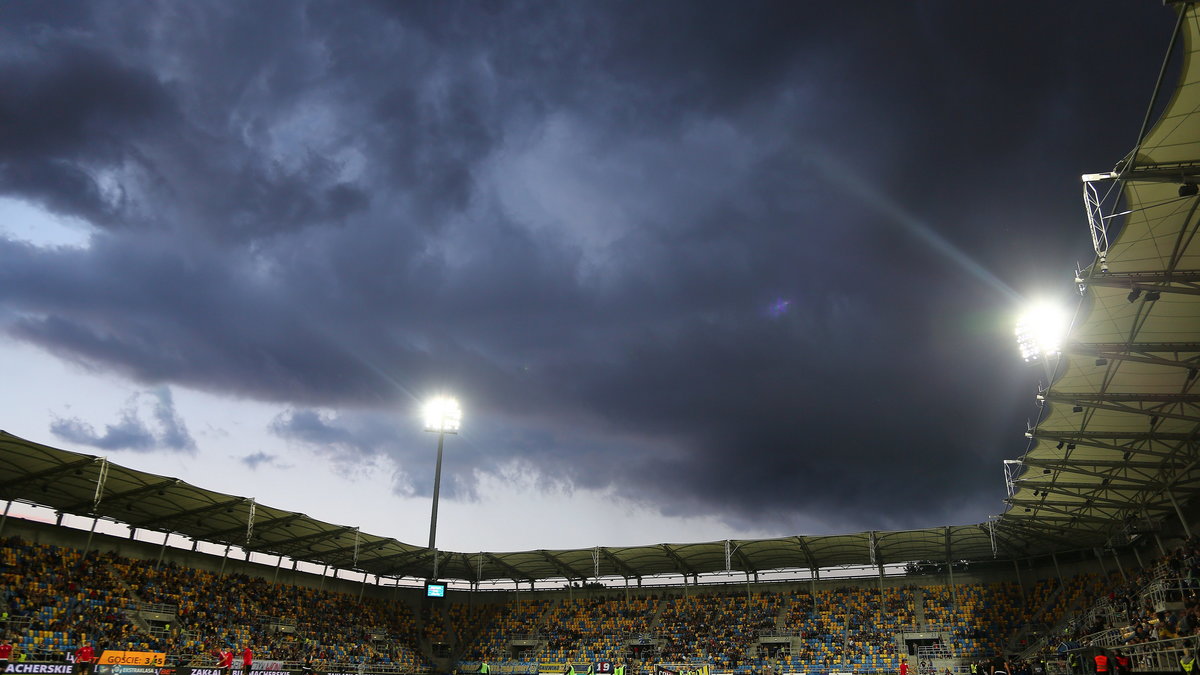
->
[133,602,179,615]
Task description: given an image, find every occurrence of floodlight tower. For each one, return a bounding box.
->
[423,396,461,579]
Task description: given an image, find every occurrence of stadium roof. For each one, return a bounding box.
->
[2,428,1010,582]
[1002,3,1200,554]
[4,3,1200,585]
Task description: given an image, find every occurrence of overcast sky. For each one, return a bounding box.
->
[0,2,1180,553]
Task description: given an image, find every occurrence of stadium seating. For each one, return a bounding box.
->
[1,536,427,671]
[8,531,1200,675]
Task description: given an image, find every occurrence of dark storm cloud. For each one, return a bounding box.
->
[0,42,176,225]
[50,387,195,453]
[0,1,1179,537]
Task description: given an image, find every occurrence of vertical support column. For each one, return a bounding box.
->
[156,531,170,569]
[82,457,109,560]
[1167,489,1193,538]
[877,560,886,630]
[1012,559,1026,601]
[82,516,100,557]
[945,526,957,606]
[219,544,232,575]
[477,552,485,605]
[1094,548,1109,576]
[1132,546,1145,569]
[272,554,284,584]
[1051,552,1065,588]
[0,500,10,538]
[1111,549,1127,582]
[1144,506,1168,555]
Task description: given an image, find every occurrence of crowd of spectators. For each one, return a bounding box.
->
[1062,539,1200,650]
[13,532,1200,675]
[1,537,428,671]
[1,540,142,658]
[655,592,779,670]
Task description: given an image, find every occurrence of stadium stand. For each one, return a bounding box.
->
[0,534,428,672]
[10,519,1200,675]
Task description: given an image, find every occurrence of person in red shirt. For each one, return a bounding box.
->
[241,647,253,675]
[74,644,95,675]
[0,638,14,674]
[900,660,909,675]
[214,649,233,675]
[1113,651,1131,675]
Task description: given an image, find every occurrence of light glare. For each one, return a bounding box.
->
[1015,302,1070,362]
[423,396,462,433]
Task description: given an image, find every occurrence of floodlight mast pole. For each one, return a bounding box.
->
[429,429,446,578]
[423,397,460,582]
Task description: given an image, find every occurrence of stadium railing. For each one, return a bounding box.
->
[164,657,429,674]
[132,602,179,615]
[1115,633,1199,671]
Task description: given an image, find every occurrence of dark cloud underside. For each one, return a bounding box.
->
[0,1,1178,535]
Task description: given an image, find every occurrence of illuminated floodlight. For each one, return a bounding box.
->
[1015,302,1070,363]
[423,396,462,434]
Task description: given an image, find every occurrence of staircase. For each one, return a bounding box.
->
[775,594,792,631]
[648,598,668,630]
[104,562,157,638]
[914,589,927,630]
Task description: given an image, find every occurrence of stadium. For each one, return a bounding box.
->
[4,5,1200,675]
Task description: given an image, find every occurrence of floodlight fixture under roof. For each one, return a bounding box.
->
[1016,301,1071,363]
[423,396,462,434]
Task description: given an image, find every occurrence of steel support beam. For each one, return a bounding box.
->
[0,457,97,491]
[483,552,534,583]
[59,478,182,514]
[267,525,355,552]
[1063,347,1200,371]
[1021,458,1182,471]
[1039,397,1200,424]
[659,544,694,577]
[1067,342,1200,353]
[1083,270,1200,286]
[195,513,307,543]
[127,496,249,533]
[599,548,639,579]
[1029,431,1196,441]
[538,550,588,580]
